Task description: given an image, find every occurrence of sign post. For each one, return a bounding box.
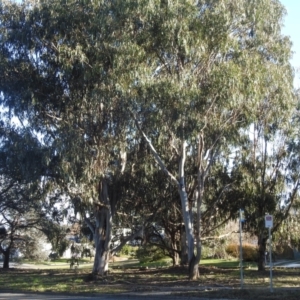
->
[239,209,245,289]
[265,215,273,293]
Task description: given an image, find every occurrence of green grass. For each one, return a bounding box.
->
[138,258,172,268]
[0,268,127,294]
[1,258,299,299]
[21,258,92,265]
[109,257,173,269]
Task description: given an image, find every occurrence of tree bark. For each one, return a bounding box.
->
[92,179,112,276]
[2,249,10,269]
[189,254,199,280]
[170,240,180,266]
[188,133,207,280]
[172,251,180,266]
[92,213,111,276]
[178,140,194,263]
[178,185,194,262]
[257,235,267,271]
[188,168,204,280]
[180,225,188,265]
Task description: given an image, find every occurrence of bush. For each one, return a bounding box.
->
[225,243,257,261]
[201,245,214,259]
[136,245,167,263]
[21,230,50,261]
[119,244,136,256]
[243,243,258,261]
[226,243,239,258]
[201,239,228,259]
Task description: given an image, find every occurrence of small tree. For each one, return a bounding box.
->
[219,120,300,271]
[0,126,51,268]
[41,221,70,257]
[0,178,47,268]
[20,228,50,261]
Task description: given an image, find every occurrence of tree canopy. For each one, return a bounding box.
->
[0,0,298,277]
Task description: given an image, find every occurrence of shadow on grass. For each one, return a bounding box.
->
[1,261,299,299]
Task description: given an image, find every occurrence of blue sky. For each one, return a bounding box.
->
[280,0,300,88]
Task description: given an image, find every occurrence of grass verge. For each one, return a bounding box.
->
[0,260,299,299]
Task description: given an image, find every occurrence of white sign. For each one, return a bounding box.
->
[240,209,245,222]
[265,215,273,228]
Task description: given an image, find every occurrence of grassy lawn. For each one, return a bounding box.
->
[0,259,299,299]
[0,268,125,294]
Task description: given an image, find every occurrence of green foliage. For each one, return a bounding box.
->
[41,222,70,257]
[201,240,228,259]
[274,209,300,252]
[0,173,49,267]
[136,245,167,263]
[275,243,295,260]
[201,245,214,259]
[0,0,298,275]
[118,244,136,257]
[21,229,50,261]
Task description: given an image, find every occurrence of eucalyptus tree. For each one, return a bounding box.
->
[221,117,300,271]
[217,51,299,271]
[274,205,300,255]
[123,0,295,278]
[0,0,136,275]
[0,0,295,279]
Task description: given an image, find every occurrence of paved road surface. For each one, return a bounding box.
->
[0,293,213,300]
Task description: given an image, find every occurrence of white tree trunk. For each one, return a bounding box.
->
[189,169,204,279]
[178,140,194,262]
[188,132,210,279]
[132,119,195,267]
[178,178,194,262]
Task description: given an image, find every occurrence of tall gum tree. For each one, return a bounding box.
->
[213,2,299,270]
[0,0,134,275]
[222,118,300,271]
[123,0,295,279]
[0,0,295,279]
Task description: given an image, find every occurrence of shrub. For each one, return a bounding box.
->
[226,243,257,261]
[136,245,166,263]
[226,243,239,258]
[243,243,258,261]
[201,245,214,259]
[119,244,135,256]
[201,241,227,259]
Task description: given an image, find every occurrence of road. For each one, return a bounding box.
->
[0,293,211,300]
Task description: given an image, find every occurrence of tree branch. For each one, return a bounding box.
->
[131,112,179,186]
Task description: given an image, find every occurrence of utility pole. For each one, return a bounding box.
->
[239,209,245,289]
